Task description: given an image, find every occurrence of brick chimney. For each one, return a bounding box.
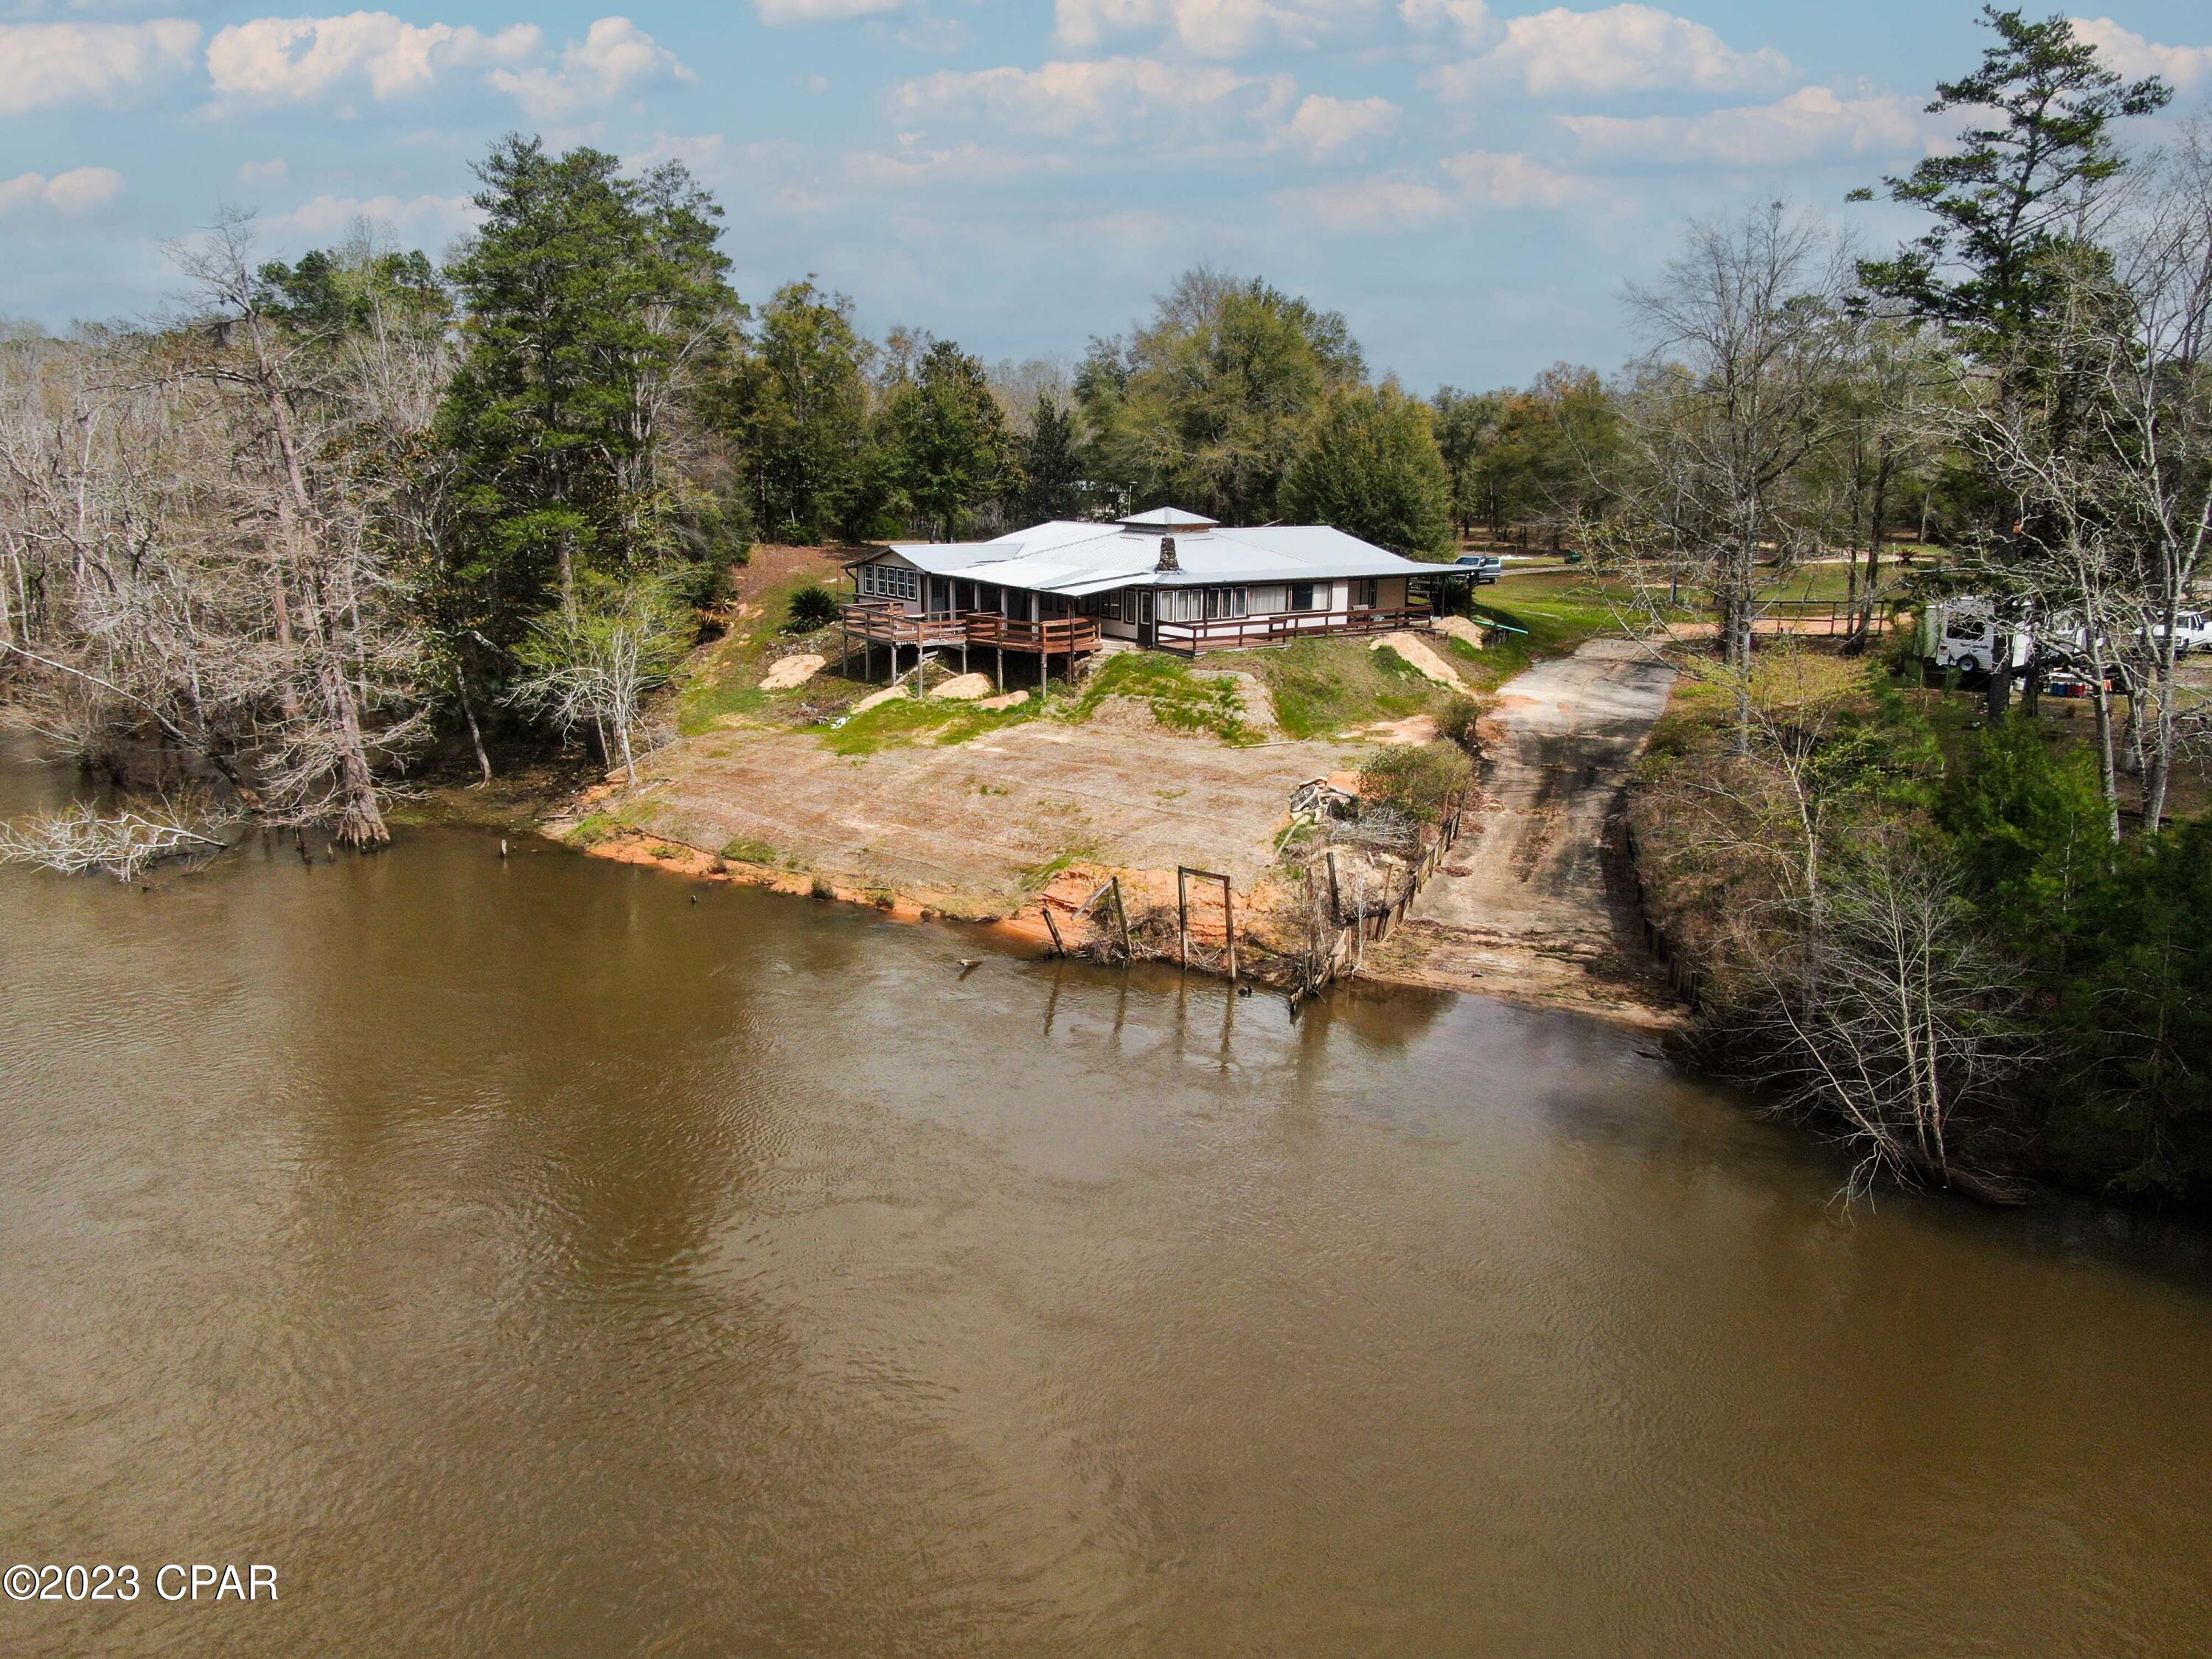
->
[1155,535,1179,573]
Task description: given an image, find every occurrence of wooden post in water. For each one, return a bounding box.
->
[1222,877,1237,982]
[1177,868,1190,970]
[1326,849,1342,926]
[1041,901,1067,959]
[1111,877,1131,961]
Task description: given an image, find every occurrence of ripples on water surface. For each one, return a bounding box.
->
[2,744,2209,1656]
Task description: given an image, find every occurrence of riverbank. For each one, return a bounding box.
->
[1366,639,1683,1029]
[544,628,1690,1024]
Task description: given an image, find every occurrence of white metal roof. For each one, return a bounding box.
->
[871,512,1437,597]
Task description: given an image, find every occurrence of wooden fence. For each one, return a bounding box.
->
[1031,794,1473,1005]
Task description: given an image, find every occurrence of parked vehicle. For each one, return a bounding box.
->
[1453,554,1503,585]
[1924,598,2032,676]
[2146,610,2212,653]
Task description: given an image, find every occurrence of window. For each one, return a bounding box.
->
[863,563,919,602]
[1355,579,1378,609]
[1290,582,1317,612]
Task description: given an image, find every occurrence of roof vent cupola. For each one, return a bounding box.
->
[1120,505,1217,536]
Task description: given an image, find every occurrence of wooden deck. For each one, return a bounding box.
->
[1154,605,1433,655]
[842,603,1102,655]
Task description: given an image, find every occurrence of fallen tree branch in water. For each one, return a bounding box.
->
[0,799,234,882]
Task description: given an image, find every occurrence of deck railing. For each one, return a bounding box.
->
[841,603,1101,654]
[1154,604,1433,655]
[963,614,1101,652]
[841,602,973,646]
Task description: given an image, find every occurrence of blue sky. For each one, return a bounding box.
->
[4,1,2209,387]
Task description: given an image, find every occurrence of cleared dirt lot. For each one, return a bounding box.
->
[624,710,1362,917]
[1367,639,1683,1026]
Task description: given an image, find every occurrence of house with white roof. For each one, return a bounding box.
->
[840,507,1445,684]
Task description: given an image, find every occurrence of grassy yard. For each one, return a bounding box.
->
[1206,636,1444,738]
[1068,652,1259,742]
[816,694,1040,757]
[1462,574,1635,691]
[673,546,858,734]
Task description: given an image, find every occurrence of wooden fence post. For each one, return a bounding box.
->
[1111,876,1132,961]
[1221,876,1237,982]
[1177,867,1190,970]
[1326,849,1341,926]
[1041,902,1067,958]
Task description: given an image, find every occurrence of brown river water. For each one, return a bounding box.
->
[3,740,2211,1657]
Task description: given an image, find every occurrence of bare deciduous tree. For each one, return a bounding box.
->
[1618,202,1860,747]
[504,577,688,785]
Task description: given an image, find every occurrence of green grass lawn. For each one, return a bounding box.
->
[815,692,1040,757]
[675,563,853,735]
[1206,636,1444,738]
[1461,577,1635,691]
[1065,652,1258,742]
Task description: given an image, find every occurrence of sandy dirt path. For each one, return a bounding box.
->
[1366,638,1683,1026]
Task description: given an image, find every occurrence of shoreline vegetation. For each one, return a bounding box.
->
[7,14,2212,1208]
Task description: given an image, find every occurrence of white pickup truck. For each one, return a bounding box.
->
[2146,610,2212,654]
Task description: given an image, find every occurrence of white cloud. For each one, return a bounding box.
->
[1278,148,1589,229]
[1561,86,1930,166]
[2069,17,2212,88]
[1280,93,1398,159]
[0,20,198,116]
[1055,0,1384,59]
[0,166,127,218]
[754,0,904,22]
[204,13,686,118]
[1426,4,1792,100]
[1281,175,1453,229]
[894,15,968,52]
[265,189,481,244]
[845,141,1064,185]
[238,156,290,182]
[206,13,539,105]
[1398,0,1490,48]
[893,56,1296,145]
[485,17,691,119]
[1438,148,1586,206]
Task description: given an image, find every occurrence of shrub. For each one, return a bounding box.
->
[1359,741,1474,824]
[1436,695,1484,754]
[785,584,841,633]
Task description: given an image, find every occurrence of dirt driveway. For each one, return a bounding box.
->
[1367,639,1682,1026]
[624,712,1359,917]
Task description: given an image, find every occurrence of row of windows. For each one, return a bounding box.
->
[858,563,922,602]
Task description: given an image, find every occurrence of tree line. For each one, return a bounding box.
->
[1,130,1629,841]
[1622,7,2212,1203]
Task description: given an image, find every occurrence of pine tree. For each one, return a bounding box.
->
[1283,383,1455,558]
[1018,394,1085,522]
[716,279,872,543]
[437,136,734,638]
[1857,7,2170,352]
[886,339,1012,540]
